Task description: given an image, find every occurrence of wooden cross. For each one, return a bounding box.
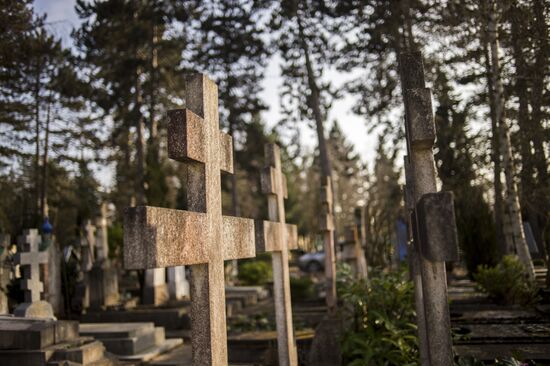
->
[255,143,299,366]
[15,229,47,303]
[319,176,337,312]
[341,225,368,279]
[124,74,255,366]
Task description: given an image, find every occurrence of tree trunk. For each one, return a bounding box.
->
[135,67,146,206]
[531,0,550,286]
[296,14,332,179]
[483,3,506,257]
[487,0,535,279]
[33,64,41,226]
[40,91,52,220]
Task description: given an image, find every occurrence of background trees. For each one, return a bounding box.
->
[0,0,547,278]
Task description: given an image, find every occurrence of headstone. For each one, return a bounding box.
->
[309,176,342,366]
[255,143,299,366]
[341,226,368,279]
[318,176,337,312]
[399,51,458,365]
[40,219,63,316]
[167,266,190,301]
[124,74,256,366]
[13,229,54,319]
[0,235,10,314]
[88,206,119,310]
[143,268,169,306]
[82,221,95,272]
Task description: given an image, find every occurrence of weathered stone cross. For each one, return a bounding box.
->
[319,176,337,312]
[255,143,299,366]
[14,229,54,318]
[341,225,368,279]
[124,74,255,366]
[399,52,459,366]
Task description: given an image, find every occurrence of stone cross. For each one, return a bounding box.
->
[255,143,299,366]
[341,226,368,279]
[399,52,459,366]
[82,221,96,271]
[319,176,337,312]
[124,74,255,366]
[14,229,53,318]
[95,203,109,262]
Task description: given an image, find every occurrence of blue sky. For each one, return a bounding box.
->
[34,0,377,187]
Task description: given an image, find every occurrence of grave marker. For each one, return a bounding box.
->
[341,226,368,279]
[0,234,10,314]
[14,229,54,319]
[143,268,169,305]
[399,51,458,365]
[319,176,337,312]
[168,266,190,300]
[124,74,255,366]
[255,143,299,366]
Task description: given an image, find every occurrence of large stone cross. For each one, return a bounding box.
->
[14,229,54,318]
[319,176,337,312]
[124,74,255,366]
[255,143,299,366]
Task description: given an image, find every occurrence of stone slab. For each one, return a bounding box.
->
[80,307,189,330]
[118,337,183,362]
[0,317,78,350]
[80,322,160,355]
[453,323,550,343]
[0,337,110,366]
[228,329,314,366]
[451,309,545,324]
[80,322,155,339]
[454,343,550,361]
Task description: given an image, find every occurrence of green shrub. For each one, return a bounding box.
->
[338,265,418,365]
[237,260,272,286]
[474,255,539,306]
[290,276,315,301]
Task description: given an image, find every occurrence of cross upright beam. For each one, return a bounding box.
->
[15,229,47,303]
[341,225,368,279]
[399,51,455,366]
[319,176,337,312]
[124,74,255,366]
[255,143,299,366]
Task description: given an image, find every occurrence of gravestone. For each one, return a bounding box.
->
[0,235,10,314]
[124,74,256,366]
[399,51,459,366]
[255,143,299,366]
[74,222,96,312]
[168,266,190,301]
[13,229,54,319]
[143,268,169,306]
[41,223,63,316]
[341,226,368,279]
[88,206,119,310]
[318,176,337,312]
[308,176,342,366]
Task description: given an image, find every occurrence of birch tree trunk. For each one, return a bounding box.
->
[487,0,535,279]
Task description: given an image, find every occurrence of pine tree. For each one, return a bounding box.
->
[190,0,270,217]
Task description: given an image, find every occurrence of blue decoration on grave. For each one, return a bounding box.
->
[42,218,53,234]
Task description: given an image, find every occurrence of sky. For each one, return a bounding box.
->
[33,0,378,186]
